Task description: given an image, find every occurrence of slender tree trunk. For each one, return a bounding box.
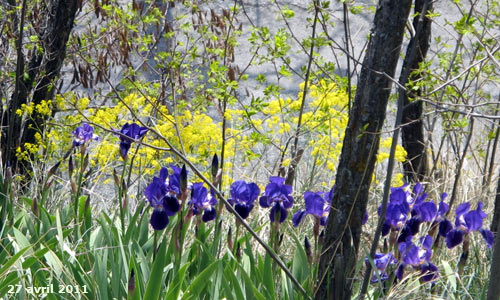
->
[400,0,432,182]
[314,1,412,299]
[491,168,500,235]
[1,0,78,178]
[487,218,500,300]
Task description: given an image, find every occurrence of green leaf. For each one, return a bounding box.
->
[165,262,190,300]
[263,253,276,300]
[144,238,167,299]
[0,246,31,278]
[442,260,457,293]
[182,260,220,300]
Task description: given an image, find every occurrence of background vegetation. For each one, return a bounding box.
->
[0,0,499,299]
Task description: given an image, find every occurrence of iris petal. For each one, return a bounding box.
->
[235,203,252,219]
[292,209,307,227]
[464,210,483,231]
[164,196,180,216]
[202,207,217,222]
[439,219,453,237]
[446,229,464,249]
[480,228,494,248]
[150,209,169,230]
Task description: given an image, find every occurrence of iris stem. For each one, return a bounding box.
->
[73,148,85,242]
[118,158,127,235]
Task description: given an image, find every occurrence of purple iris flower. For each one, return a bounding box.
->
[365,252,397,283]
[446,201,494,248]
[228,180,260,219]
[72,123,98,146]
[381,185,413,235]
[259,176,294,223]
[397,235,438,282]
[436,193,453,237]
[189,182,217,222]
[117,123,148,160]
[292,187,333,227]
[419,262,439,282]
[144,167,182,230]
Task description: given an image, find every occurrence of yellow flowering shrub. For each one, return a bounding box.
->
[34,78,407,192]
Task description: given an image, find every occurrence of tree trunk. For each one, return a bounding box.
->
[1,0,78,178]
[314,1,412,299]
[400,0,432,182]
[487,217,500,300]
[491,168,500,235]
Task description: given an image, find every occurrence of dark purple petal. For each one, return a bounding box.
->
[159,167,169,181]
[191,183,208,205]
[382,222,391,236]
[292,209,307,227]
[480,228,495,248]
[305,192,325,217]
[421,235,433,250]
[320,216,328,226]
[420,263,439,282]
[259,196,270,208]
[283,196,294,209]
[120,141,131,160]
[248,183,261,203]
[446,229,464,249]
[72,123,97,146]
[396,264,405,281]
[208,189,218,206]
[270,203,288,223]
[397,226,413,244]
[386,203,404,227]
[407,217,422,235]
[163,196,180,216]
[402,243,420,266]
[150,209,169,230]
[230,181,247,200]
[464,210,483,232]
[390,188,407,205]
[439,219,453,237]
[202,207,217,222]
[438,201,449,217]
[269,176,286,185]
[325,186,334,204]
[413,183,424,196]
[168,166,182,195]
[414,193,428,206]
[235,203,253,219]
[362,210,369,225]
[415,202,437,222]
[456,202,471,218]
[476,202,487,218]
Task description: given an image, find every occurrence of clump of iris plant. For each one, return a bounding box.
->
[381,183,438,245]
[72,123,99,147]
[117,123,148,160]
[144,166,183,230]
[442,201,494,249]
[396,235,438,283]
[292,187,333,228]
[259,176,294,223]
[189,182,217,222]
[227,180,260,219]
[365,252,397,283]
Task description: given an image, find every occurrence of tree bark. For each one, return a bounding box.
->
[491,168,500,236]
[400,0,432,182]
[487,218,500,300]
[1,0,78,178]
[314,1,412,299]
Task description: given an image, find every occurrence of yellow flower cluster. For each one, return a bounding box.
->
[376,137,408,163]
